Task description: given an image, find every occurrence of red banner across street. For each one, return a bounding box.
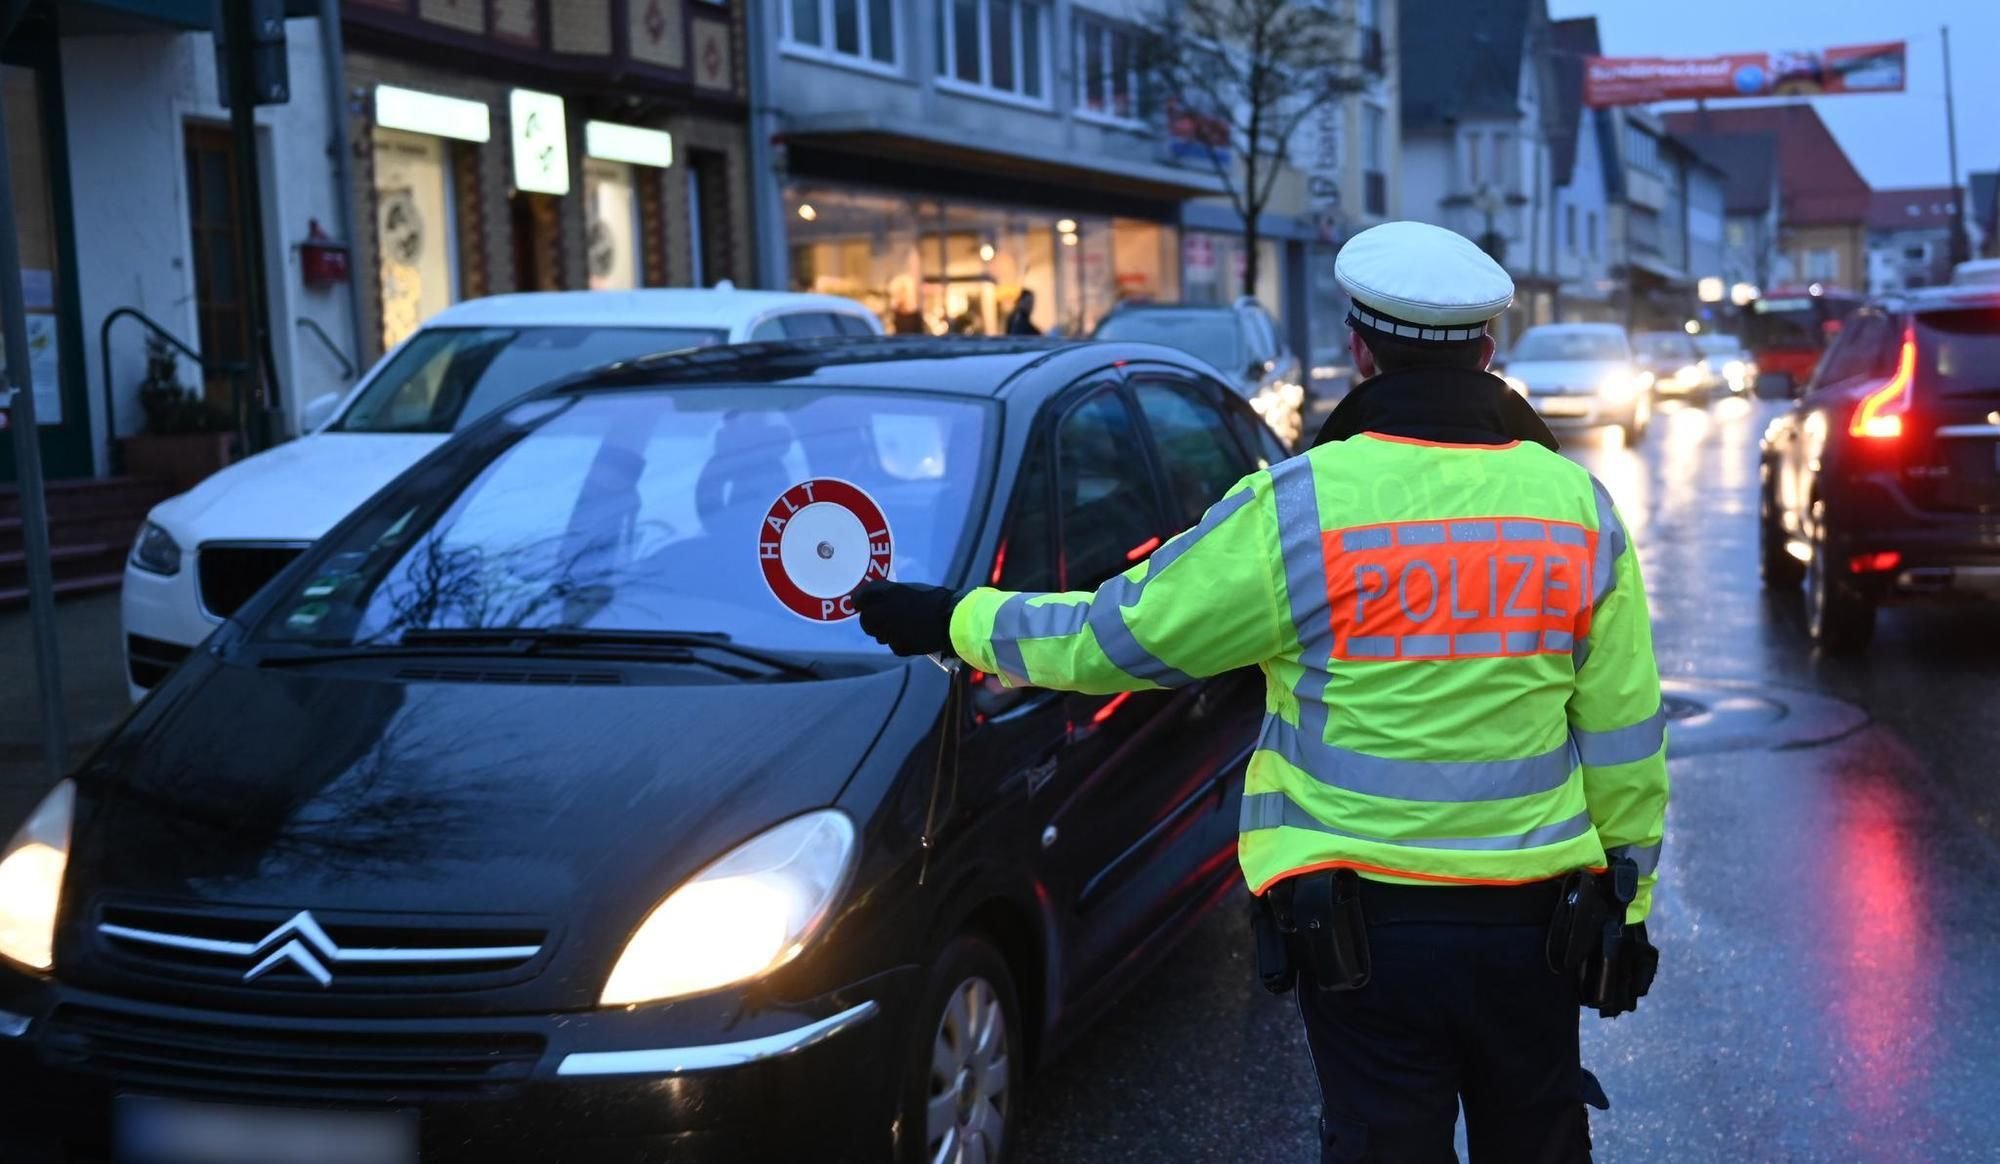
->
[1583,41,1907,108]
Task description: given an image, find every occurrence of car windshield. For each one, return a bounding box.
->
[1095,311,1244,373]
[1509,331,1627,362]
[1695,336,1743,357]
[260,387,991,657]
[1635,334,1696,362]
[337,326,727,434]
[1917,309,2000,397]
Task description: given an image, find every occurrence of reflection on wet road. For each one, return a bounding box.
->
[1017,399,2000,1163]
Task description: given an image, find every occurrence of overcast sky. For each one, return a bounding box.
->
[1545,0,2000,192]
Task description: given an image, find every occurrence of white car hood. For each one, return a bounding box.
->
[1507,360,1625,393]
[150,432,444,544]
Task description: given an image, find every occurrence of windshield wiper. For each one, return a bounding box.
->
[392,628,824,679]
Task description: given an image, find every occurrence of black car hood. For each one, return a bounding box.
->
[68,658,908,921]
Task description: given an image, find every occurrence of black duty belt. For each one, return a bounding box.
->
[1355,876,1565,927]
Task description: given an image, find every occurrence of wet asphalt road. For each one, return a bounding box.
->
[1014,397,2000,1163]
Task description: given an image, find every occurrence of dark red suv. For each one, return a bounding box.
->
[1760,286,2000,653]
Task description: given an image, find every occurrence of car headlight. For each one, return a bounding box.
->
[0,780,75,972]
[600,810,855,1007]
[1598,371,1638,403]
[129,522,182,576]
[1503,374,1530,396]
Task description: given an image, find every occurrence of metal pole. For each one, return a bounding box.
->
[224,0,285,452]
[0,48,72,780]
[316,0,367,381]
[744,0,788,290]
[1942,25,1969,265]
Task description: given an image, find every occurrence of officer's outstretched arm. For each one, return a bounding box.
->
[949,472,1288,696]
[1568,481,1669,925]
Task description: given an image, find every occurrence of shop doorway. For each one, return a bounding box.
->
[510,192,562,292]
[182,122,253,416]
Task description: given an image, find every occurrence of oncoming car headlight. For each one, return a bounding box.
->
[600,810,855,1007]
[0,780,75,972]
[129,523,182,576]
[1599,368,1653,404]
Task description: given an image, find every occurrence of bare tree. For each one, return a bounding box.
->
[1150,0,1365,298]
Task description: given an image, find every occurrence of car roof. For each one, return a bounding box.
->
[415,288,874,329]
[1890,284,2000,314]
[1518,322,1627,336]
[552,336,1215,400]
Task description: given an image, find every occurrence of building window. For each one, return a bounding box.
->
[1587,211,1598,257]
[373,127,462,351]
[1726,220,1747,248]
[1903,243,1929,262]
[1465,131,1481,184]
[1491,132,1510,187]
[1565,204,1576,252]
[1074,11,1141,122]
[1805,248,1839,282]
[583,159,641,290]
[940,0,1048,103]
[786,0,898,68]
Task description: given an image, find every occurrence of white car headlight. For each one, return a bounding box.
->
[129,522,182,576]
[600,810,855,1007]
[0,780,75,972]
[1600,368,1652,403]
[1503,374,1530,397]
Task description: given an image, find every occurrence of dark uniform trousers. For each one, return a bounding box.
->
[1294,918,1608,1164]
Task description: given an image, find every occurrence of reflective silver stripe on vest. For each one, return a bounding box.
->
[988,488,1255,689]
[1605,840,1662,876]
[1270,458,1337,784]
[1501,519,1547,542]
[1240,791,1594,852]
[1259,723,1579,803]
[1574,707,1666,768]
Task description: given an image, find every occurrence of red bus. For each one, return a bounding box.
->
[1740,285,1865,395]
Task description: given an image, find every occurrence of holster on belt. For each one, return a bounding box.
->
[1547,856,1658,1018]
[1270,869,1371,993]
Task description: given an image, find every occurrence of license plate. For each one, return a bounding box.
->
[115,1095,418,1164]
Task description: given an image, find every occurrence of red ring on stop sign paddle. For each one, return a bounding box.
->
[759,478,894,622]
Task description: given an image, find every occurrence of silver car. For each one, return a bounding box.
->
[1499,323,1654,444]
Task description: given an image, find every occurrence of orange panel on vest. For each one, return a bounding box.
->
[1322,518,1596,661]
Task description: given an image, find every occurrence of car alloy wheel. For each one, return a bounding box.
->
[928,975,1011,1164]
[1805,524,1876,656]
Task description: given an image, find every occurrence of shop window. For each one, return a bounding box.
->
[373,128,462,352]
[938,0,1048,104]
[786,0,897,68]
[584,159,641,291]
[183,123,252,410]
[688,148,731,287]
[1074,12,1142,122]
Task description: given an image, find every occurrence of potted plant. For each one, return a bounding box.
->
[120,333,238,489]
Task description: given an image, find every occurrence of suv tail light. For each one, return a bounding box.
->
[1849,326,1916,439]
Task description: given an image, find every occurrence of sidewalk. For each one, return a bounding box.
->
[0,593,131,832]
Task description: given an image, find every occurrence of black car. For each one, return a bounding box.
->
[0,338,1280,1163]
[1760,285,2000,652]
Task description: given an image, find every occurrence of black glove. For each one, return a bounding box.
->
[852,582,960,658]
[1586,921,1658,1019]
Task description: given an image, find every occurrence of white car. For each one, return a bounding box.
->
[122,288,883,700]
[1499,322,1655,445]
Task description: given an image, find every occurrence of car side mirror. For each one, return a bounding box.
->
[1248,358,1272,379]
[299,393,341,432]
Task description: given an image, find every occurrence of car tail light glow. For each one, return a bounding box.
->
[1848,551,1902,574]
[1849,328,1916,440]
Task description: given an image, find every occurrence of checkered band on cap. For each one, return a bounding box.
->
[1347,302,1491,343]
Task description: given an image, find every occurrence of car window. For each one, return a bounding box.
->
[1510,330,1628,362]
[833,313,876,337]
[1094,310,1244,374]
[749,317,789,343]
[1915,310,2000,397]
[1056,389,1164,590]
[781,312,841,339]
[1132,374,1253,525]
[994,439,1056,591]
[1243,309,1276,365]
[1635,333,1699,363]
[336,326,727,434]
[261,387,993,657]
[1814,314,1888,388]
[1220,387,1294,464]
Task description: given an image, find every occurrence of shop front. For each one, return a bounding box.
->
[784,180,1179,338]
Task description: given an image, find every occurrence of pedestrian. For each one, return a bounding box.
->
[853,219,1666,1163]
[1004,289,1042,335]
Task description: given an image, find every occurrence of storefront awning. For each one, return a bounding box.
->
[1626,253,1692,285]
[780,112,1229,202]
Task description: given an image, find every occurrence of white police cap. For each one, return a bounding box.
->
[1336,221,1515,343]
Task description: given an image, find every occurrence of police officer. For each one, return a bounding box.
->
[854,220,1666,1163]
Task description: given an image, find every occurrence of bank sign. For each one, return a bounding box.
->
[1584,41,1905,108]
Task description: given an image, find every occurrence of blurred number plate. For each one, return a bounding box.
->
[1537,397,1589,417]
[115,1095,417,1164]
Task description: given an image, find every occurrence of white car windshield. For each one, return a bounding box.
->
[260,386,991,657]
[337,326,727,434]
[1510,331,1628,362]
